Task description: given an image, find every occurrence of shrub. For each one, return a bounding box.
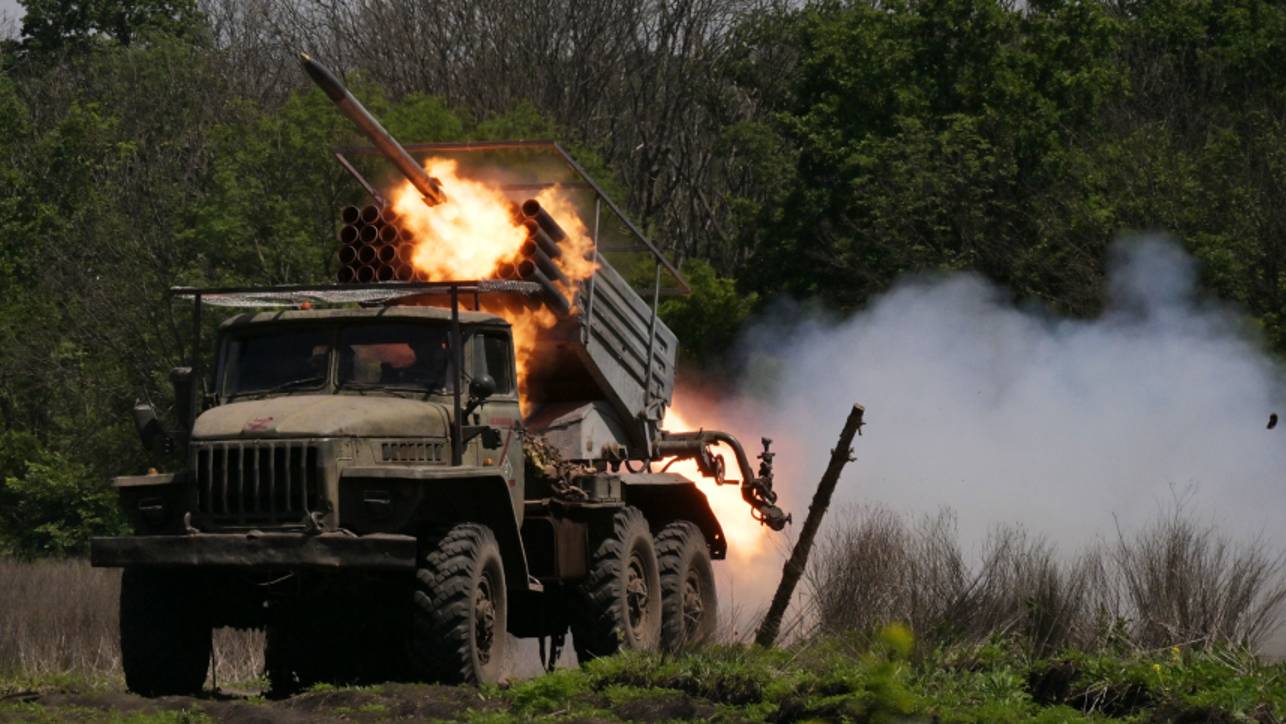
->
[810,504,1286,655]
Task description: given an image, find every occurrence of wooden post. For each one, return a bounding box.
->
[755,404,865,648]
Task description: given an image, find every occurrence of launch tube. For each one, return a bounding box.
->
[520,219,562,260]
[396,244,415,265]
[526,267,571,316]
[300,53,446,207]
[520,206,565,256]
[521,243,569,285]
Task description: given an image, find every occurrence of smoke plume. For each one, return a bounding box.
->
[690,237,1286,646]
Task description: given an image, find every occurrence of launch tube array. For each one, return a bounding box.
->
[335,198,574,316]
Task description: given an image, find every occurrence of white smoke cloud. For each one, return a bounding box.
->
[693,236,1286,648]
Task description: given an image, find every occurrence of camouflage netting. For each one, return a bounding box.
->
[174,281,543,308]
[523,436,589,502]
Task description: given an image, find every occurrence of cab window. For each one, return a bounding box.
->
[477,333,514,395]
[339,323,452,392]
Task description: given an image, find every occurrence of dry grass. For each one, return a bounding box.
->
[0,559,264,686]
[808,505,1286,656]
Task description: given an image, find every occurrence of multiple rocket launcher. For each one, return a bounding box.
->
[302,53,790,532]
[334,198,576,316]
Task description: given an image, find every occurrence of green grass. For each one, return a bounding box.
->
[3,631,1284,722]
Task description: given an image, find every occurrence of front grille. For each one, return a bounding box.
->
[380,440,445,463]
[195,441,322,525]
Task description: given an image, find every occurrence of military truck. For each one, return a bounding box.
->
[90,56,787,696]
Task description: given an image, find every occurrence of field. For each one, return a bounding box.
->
[3,506,1285,722]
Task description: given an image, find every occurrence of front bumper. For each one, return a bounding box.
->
[89,531,416,571]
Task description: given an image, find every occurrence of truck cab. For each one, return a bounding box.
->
[193,306,524,535]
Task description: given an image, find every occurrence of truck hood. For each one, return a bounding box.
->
[192,394,450,439]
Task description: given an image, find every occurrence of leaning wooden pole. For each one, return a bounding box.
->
[755,403,865,648]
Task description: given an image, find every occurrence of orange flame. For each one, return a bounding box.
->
[662,402,770,559]
[392,158,528,279]
[533,186,598,286]
[392,158,598,410]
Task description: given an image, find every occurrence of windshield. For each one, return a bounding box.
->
[338,323,452,392]
[222,328,330,398]
[220,322,453,399]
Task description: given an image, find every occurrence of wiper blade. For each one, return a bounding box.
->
[336,380,415,399]
[247,376,326,399]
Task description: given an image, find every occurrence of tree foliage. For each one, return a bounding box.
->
[1,0,1285,553]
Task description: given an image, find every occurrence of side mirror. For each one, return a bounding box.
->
[170,367,193,431]
[132,401,173,456]
[462,374,496,419]
[469,374,496,402]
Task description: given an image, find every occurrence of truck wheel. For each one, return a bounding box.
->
[571,506,662,660]
[410,524,507,684]
[657,521,718,652]
[120,567,212,696]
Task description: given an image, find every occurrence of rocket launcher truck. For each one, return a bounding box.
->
[89,54,788,695]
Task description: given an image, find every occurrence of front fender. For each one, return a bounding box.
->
[339,465,531,590]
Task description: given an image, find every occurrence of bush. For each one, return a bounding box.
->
[810,504,1286,656]
[0,445,123,558]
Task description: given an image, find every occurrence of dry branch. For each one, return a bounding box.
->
[755,403,865,648]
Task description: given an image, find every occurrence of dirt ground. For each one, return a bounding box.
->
[0,682,720,723]
[1,685,497,723]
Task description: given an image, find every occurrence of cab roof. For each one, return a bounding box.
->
[218,305,507,331]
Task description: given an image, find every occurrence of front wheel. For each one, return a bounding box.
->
[120,567,212,696]
[571,506,662,661]
[410,524,508,684]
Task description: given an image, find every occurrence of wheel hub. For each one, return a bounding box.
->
[475,576,496,664]
[682,569,704,637]
[626,552,650,632]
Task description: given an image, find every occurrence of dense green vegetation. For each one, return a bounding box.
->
[1,0,1285,555]
[3,632,1285,721]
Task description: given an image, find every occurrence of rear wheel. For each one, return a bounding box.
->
[657,521,718,652]
[120,567,212,697]
[410,524,508,684]
[571,506,662,661]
